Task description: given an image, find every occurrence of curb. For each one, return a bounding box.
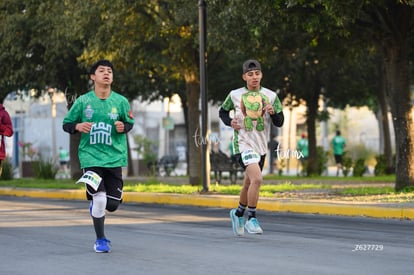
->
[1,188,413,220]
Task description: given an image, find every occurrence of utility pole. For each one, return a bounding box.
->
[198,0,210,192]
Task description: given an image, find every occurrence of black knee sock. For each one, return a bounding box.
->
[235,203,246,217]
[93,216,105,239]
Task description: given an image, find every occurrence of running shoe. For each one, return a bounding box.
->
[94,238,111,253]
[245,218,263,234]
[230,209,244,236]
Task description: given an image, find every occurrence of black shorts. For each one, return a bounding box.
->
[334,154,343,164]
[84,167,123,201]
[232,153,266,171]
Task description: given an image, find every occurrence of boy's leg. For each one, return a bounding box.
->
[91,192,107,239]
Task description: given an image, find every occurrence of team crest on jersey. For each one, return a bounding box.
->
[108,107,119,120]
[84,105,94,119]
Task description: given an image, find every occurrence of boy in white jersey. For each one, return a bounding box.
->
[219,59,284,236]
[63,60,134,252]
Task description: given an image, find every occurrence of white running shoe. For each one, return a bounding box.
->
[230,209,244,236]
[245,218,263,234]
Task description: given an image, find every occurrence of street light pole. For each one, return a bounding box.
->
[198,0,210,192]
[48,88,57,162]
[285,93,297,175]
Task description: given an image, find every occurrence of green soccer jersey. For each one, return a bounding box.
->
[63,91,134,169]
[297,138,309,158]
[332,136,346,155]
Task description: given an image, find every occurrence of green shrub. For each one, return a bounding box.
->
[374,154,387,176]
[316,146,328,175]
[277,158,285,176]
[353,158,366,177]
[342,152,353,177]
[33,158,59,179]
[0,158,14,180]
[374,154,395,175]
[134,134,158,176]
[347,143,376,166]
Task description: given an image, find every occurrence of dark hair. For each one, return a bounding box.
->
[89,59,114,75]
[336,130,341,135]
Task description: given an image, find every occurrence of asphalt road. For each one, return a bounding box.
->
[1,197,413,275]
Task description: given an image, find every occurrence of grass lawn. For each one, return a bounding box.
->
[2,175,414,202]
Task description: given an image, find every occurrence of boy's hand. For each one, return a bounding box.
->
[264,104,274,115]
[76,122,94,133]
[114,121,125,133]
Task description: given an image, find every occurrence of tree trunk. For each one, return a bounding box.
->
[64,89,83,181]
[69,132,82,180]
[384,45,414,191]
[377,64,393,173]
[306,87,320,176]
[303,69,322,176]
[184,72,202,186]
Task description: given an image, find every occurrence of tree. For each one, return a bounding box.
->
[307,0,414,189]
[77,0,208,185]
[0,0,99,178]
[208,0,376,175]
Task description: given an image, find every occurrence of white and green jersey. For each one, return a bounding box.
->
[63,91,134,169]
[221,87,283,155]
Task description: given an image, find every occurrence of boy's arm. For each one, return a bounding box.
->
[270,111,284,127]
[219,107,232,127]
[62,123,78,134]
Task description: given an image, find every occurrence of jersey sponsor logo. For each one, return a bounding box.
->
[108,107,119,120]
[90,122,112,145]
[84,105,94,119]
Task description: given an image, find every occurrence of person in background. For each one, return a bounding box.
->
[296,133,309,176]
[58,146,70,176]
[268,137,279,174]
[63,59,134,253]
[0,103,13,176]
[331,130,346,176]
[219,59,284,236]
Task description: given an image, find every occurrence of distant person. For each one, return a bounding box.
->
[0,103,13,176]
[331,130,346,176]
[268,137,279,173]
[219,59,284,236]
[296,133,309,176]
[63,60,134,253]
[58,146,70,175]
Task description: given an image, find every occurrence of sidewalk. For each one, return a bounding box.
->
[1,184,413,220]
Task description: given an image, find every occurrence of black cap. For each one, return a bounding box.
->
[242,59,261,74]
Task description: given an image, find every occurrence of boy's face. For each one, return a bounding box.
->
[90,65,113,85]
[242,70,262,90]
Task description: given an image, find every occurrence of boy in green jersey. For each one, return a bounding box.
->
[331,130,346,176]
[297,133,309,176]
[63,60,134,253]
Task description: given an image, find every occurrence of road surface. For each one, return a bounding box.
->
[1,197,413,275]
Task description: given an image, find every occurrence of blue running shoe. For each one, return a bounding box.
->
[230,209,244,236]
[245,218,263,234]
[94,238,111,253]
